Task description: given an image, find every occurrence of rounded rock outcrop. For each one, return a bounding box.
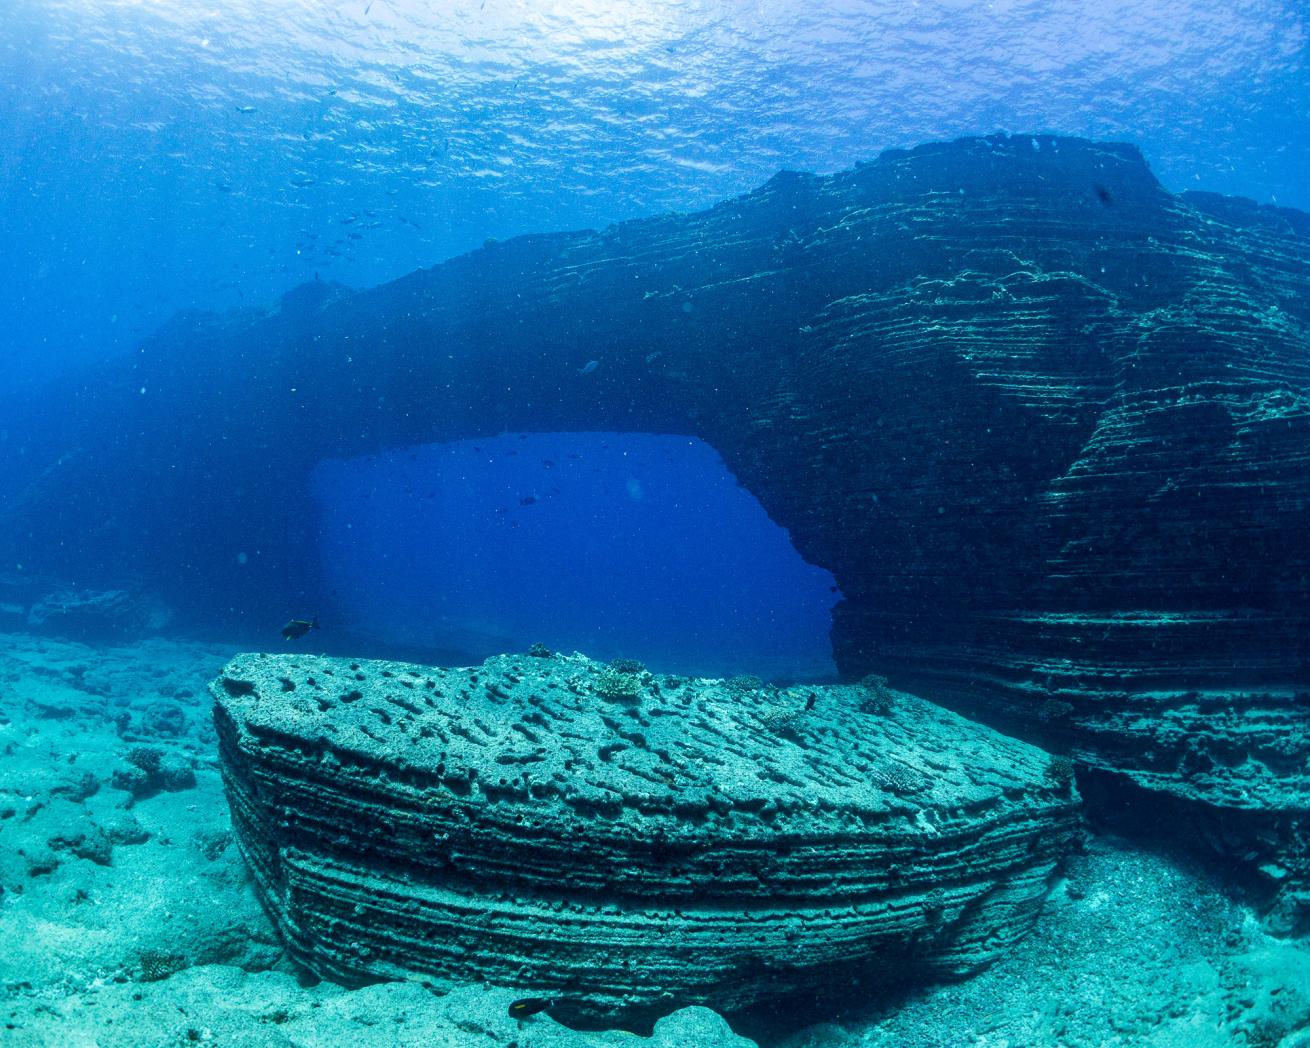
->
[211,650,1080,1026]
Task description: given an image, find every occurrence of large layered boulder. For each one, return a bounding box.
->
[211,651,1081,1025]
[4,134,1308,921]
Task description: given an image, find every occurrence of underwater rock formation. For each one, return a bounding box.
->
[25,584,173,641]
[211,651,1080,1024]
[4,133,1309,923]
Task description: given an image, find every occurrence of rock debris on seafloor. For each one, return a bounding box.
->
[210,651,1081,1026]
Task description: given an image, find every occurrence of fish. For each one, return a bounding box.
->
[578,360,599,375]
[235,105,257,113]
[282,617,319,640]
[1094,183,1114,206]
[508,997,555,1019]
[519,495,538,506]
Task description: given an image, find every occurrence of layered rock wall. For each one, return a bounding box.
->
[4,134,1308,920]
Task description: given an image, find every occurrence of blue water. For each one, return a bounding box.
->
[2,0,1308,672]
[3,0,1307,387]
[315,433,839,677]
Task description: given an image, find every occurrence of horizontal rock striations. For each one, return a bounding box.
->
[6,133,1309,923]
[211,652,1080,1025]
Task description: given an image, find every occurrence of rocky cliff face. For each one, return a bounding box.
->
[211,651,1081,1025]
[4,134,1308,924]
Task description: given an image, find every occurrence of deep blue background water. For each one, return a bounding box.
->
[2,0,1307,674]
[315,434,839,678]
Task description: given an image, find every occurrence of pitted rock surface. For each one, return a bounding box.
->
[212,651,1080,1025]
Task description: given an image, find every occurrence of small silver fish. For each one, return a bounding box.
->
[578,360,599,375]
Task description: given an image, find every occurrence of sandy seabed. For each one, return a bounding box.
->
[1,632,1306,1048]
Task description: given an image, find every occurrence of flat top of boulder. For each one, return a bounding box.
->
[212,650,1069,840]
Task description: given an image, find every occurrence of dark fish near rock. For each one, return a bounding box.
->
[282,617,319,640]
[508,996,555,1019]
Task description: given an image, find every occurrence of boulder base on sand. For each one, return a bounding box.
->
[212,651,1080,1026]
